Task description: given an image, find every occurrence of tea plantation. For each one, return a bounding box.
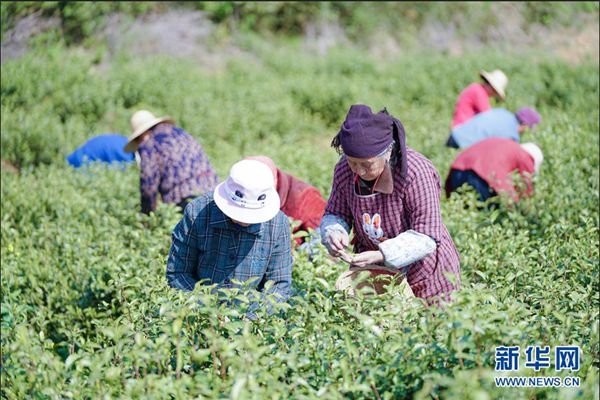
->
[1,39,598,398]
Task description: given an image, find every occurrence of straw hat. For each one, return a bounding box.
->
[214,159,281,224]
[124,110,174,153]
[335,265,414,298]
[479,69,508,100]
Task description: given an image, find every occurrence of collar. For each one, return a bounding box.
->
[354,163,394,195]
[209,203,263,236]
[373,162,394,194]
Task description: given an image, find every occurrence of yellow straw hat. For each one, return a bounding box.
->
[124,110,175,153]
[479,69,508,100]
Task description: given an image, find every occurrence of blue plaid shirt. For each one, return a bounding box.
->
[166,192,293,302]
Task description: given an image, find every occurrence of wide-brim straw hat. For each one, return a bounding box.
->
[335,265,414,298]
[479,69,508,100]
[124,110,175,153]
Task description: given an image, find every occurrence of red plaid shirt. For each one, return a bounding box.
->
[325,148,461,301]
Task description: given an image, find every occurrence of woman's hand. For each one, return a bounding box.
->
[326,231,349,258]
[350,250,384,268]
[320,214,351,262]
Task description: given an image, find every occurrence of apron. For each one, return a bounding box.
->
[350,174,409,254]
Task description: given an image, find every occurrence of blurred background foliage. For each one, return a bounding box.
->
[2,1,599,44]
[1,42,597,182]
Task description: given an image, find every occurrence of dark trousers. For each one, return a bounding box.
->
[448,169,497,203]
[446,134,459,148]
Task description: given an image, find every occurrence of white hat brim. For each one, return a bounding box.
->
[124,116,175,153]
[213,182,281,224]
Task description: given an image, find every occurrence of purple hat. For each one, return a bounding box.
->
[336,104,408,178]
[516,107,541,129]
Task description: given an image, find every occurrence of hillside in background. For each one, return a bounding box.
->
[1,1,598,173]
[2,2,599,66]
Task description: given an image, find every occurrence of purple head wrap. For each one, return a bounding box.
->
[335,104,407,178]
[516,107,541,129]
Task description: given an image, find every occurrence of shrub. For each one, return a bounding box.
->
[1,34,598,399]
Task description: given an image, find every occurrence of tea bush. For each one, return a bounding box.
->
[1,38,598,398]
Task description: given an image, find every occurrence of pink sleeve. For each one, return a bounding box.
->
[452,84,491,127]
[473,87,491,114]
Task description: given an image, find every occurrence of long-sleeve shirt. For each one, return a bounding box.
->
[323,148,461,301]
[450,108,520,149]
[166,192,293,303]
[451,83,491,128]
[66,134,134,168]
[276,169,327,244]
[445,137,535,202]
[138,123,219,214]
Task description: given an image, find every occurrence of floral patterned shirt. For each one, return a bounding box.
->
[138,123,219,214]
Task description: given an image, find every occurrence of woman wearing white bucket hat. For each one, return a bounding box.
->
[450,69,508,131]
[166,159,293,314]
[244,155,327,246]
[124,110,219,214]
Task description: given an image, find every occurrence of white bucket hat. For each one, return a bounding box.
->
[480,69,508,100]
[124,110,174,153]
[520,143,544,173]
[214,160,281,224]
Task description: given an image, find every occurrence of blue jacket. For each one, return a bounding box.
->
[66,134,134,168]
[451,108,520,149]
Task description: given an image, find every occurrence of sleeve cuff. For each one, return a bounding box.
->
[319,214,350,243]
[378,230,437,269]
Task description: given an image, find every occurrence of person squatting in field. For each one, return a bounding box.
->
[445,137,544,204]
[446,106,541,149]
[244,155,327,247]
[124,110,219,214]
[320,104,461,304]
[450,69,508,129]
[166,159,293,316]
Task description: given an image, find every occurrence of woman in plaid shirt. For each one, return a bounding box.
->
[321,105,460,304]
